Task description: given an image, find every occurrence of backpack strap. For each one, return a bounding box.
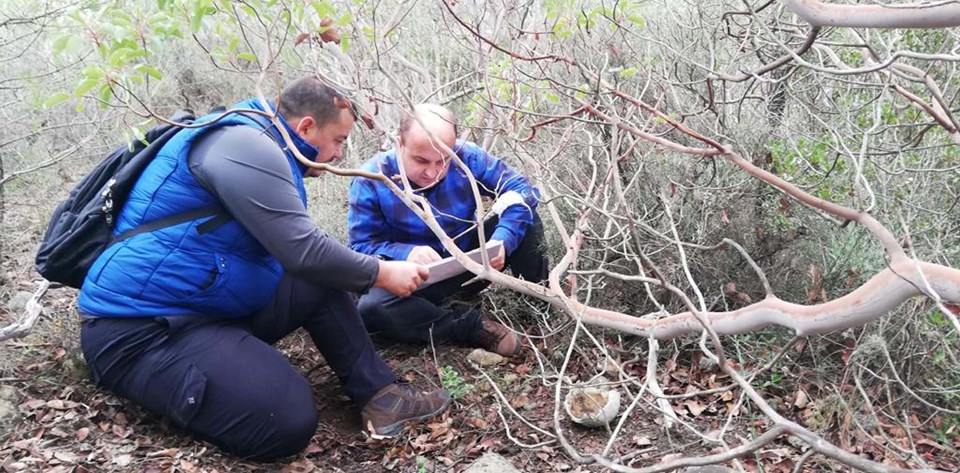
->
[110,112,239,244]
[240,112,284,146]
[195,211,231,234]
[114,111,282,244]
[113,204,225,244]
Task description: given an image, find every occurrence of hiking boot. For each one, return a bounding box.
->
[361,382,451,439]
[474,317,522,357]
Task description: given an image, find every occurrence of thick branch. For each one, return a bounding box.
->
[568,260,960,340]
[783,0,960,28]
[0,281,50,341]
[723,153,904,259]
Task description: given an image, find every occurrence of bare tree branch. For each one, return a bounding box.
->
[783,0,960,29]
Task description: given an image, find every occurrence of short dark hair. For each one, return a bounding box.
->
[277,76,356,126]
[399,104,458,140]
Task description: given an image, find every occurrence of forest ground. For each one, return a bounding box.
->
[1,205,957,473]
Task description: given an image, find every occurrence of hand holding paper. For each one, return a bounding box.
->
[488,239,505,271]
[407,245,442,265]
[420,240,504,288]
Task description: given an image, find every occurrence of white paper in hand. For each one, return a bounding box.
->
[420,240,504,288]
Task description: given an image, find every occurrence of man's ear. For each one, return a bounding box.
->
[294,116,316,136]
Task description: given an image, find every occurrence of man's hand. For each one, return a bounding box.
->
[407,245,442,265]
[374,260,430,297]
[489,240,506,271]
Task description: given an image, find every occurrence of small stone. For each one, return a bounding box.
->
[564,387,620,427]
[463,452,521,473]
[0,385,23,433]
[113,454,133,467]
[785,435,807,449]
[698,356,718,370]
[467,349,504,367]
[4,291,32,312]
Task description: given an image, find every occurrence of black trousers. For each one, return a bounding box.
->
[80,276,397,461]
[358,215,548,346]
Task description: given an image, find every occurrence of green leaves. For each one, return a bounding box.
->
[107,46,147,68]
[627,14,646,28]
[74,67,105,98]
[74,78,100,97]
[129,124,147,144]
[439,366,474,400]
[189,0,217,33]
[42,93,71,109]
[135,64,163,81]
[43,0,353,111]
[51,34,83,56]
[99,84,114,104]
[311,1,337,20]
[148,10,183,38]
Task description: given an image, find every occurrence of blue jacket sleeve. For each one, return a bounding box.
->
[466,143,539,255]
[347,176,416,261]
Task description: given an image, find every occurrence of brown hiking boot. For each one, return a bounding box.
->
[475,317,522,357]
[361,383,451,439]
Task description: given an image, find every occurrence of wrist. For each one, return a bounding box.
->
[373,260,388,288]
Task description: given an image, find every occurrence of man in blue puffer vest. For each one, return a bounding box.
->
[78,77,451,460]
[348,104,548,358]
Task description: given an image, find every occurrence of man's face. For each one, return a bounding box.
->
[295,108,355,177]
[398,125,455,189]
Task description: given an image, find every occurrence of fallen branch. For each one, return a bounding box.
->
[783,0,960,29]
[0,280,51,341]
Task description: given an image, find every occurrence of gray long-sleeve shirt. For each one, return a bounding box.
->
[188,124,379,293]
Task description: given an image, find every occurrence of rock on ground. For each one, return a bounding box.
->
[4,291,33,312]
[0,385,22,435]
[463,452,521,473]
[680,467,735,472]
[466,349,504,366]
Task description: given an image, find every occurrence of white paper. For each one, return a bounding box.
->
[420,240,504,287]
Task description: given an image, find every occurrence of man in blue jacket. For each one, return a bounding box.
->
[78,77,450,460]
[348,104,548,358]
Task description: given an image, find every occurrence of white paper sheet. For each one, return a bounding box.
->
[420,240,504,287]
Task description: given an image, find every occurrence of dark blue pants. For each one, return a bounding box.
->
[358,215,548,346]
[80,275,396,461]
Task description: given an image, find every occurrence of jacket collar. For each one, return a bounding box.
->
[235,98,318,176]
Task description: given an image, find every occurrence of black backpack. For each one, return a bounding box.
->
[35,110,225,288]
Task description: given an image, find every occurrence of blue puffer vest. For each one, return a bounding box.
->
[78,99,315,318]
